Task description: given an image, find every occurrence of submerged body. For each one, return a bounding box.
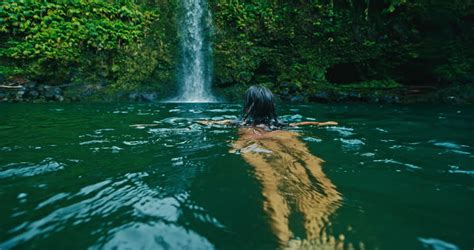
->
[142,85,342,246]
[232,127,342,247]
[197,83,342,246]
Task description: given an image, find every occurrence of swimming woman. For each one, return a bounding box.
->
[199,86,343,248]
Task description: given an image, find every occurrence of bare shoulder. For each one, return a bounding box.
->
[268,130,299,139]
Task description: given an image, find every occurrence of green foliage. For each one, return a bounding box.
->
[0,0,158,84]
[210,0,474,97]
[0,65,25,75]
[1,1,145,59]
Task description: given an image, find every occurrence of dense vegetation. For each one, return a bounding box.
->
[0,0,176,96]
[1,0,473,102]
[210,0,474,101]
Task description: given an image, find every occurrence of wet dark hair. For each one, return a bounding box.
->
[240,86,285,127]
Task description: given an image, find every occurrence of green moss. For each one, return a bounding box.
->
[0,65,24,76]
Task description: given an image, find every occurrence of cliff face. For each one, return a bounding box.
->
[1,0,473,103]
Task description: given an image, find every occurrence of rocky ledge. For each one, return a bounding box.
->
[0,82,65,102]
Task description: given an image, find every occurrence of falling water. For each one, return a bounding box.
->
[171,0,216,103]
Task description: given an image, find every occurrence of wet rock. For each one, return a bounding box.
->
[26,90,40,99]
[22,82,39,100]
[26,81,37,90]
[79,85,100,98]
[37,85,46,95]
[128,92,158,102]
[280,82,299,94]
[335,92,349,102]
[142,92,157,102]
[44,86,63,101]
[279,82,302,101]
[290,95,305,103]
[347,92,362,101]
[380,95,400,103]
[15,87,26,101]
[310,91,332,103]
[128,92,139,101]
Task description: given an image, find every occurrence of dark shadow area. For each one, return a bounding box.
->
[394,59,439,86]
[325,63,363,84]
[326,59,442,88]
[252,61,277,84]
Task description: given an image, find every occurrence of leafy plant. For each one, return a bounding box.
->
[0,0,157,84]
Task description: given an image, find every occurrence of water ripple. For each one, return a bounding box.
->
[123,140,149,146]
[338,138,365,150]
[0,158,65,179]
[325,126,355,137]
[79,140,109,145]
[93,222,214,250]
[418,237,459,250]
[432,141,468,150]
[0,172,175,249]
[373,159,421,170]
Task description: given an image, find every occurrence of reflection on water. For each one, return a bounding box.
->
[233,128,342,247]
[0,172,216,250]
[418,238,459,250]
[96,221,214,250]
[0,103,472,249]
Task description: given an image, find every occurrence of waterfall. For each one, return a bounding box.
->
[171,0,216,103]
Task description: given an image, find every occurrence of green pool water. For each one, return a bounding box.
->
[0,103,472,250]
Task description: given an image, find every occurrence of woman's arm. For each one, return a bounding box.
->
[289,121,338,127]
[196,119,235,126]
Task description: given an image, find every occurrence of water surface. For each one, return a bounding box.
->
[0,103,472,249]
